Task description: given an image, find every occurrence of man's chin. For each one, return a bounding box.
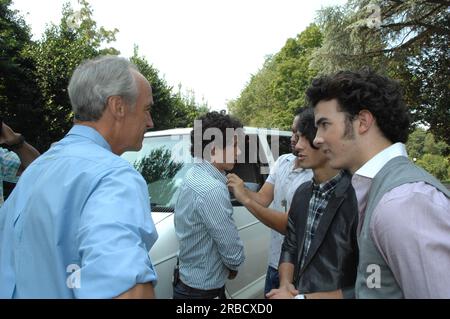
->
[127,143,143,153]
[329,158,344,170]
[226,163,235,171]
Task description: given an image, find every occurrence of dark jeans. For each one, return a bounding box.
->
[264,266,280,297]
[173,280,226,299]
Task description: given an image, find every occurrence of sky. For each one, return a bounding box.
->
[11,0,347,111]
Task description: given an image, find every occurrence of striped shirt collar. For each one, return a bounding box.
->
[312,170,345,195]
[194,159,228,185]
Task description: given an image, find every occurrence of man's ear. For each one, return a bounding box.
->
[357,110,375,134]
[106,96,126,120]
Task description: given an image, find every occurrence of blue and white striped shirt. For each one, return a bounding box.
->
[174,160,245,290]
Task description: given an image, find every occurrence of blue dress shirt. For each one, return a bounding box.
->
[0,147,20,206]
[0,125,158,298]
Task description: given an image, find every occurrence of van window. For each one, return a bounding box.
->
[266,135,291,160]
[122,135,192,212]
[122,133,268,212]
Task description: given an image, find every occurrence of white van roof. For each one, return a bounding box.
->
[144,127,291,138]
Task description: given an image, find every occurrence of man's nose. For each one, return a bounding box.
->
[294,139,304,152]
[313,135,324,148]
[147,113,154,129]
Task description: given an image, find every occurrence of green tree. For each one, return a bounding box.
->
[406,128,427,160]
[134,147,184,208]
[2,0,208,153]
[131,47,208,130]
[406,127,449,181]
[0,0,43,149]
[21,0,119,150]
[134,148,183,185]
[416,154,450,181]
[312,0,449,146]
[423,132,449,156]
[407,127,449,159]
[228,56,283,127]
[229,24,323,129]
[311,1,387,74]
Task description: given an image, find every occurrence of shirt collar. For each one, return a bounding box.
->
[66,125,112,152]
[196,159,228,185]
[355,143,408,179]
[313,170,344,194]
[286,153,305,172]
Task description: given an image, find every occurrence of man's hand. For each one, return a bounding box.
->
[0,122,22,146]
[227,173,248,204]
[266,283,298,299]
[228,269,238,280]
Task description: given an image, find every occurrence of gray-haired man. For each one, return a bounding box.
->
[0,56,158,299]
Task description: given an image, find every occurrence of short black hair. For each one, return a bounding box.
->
[293,107,305,117]
[306,69,410,143]
[296,107,318,149]
[191,111,243,158]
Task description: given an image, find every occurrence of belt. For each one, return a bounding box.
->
[178,280,225,295]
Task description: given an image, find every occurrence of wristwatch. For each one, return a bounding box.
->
[294,294,306,299]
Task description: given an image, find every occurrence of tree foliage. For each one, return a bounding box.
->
[311,0,449,146]
[19,0,119,150]
[1,0,208,152]
[0,0,43,149]
[134,147,183,185]
[229,24,323,129]
[406,127,449,180]
[131,48,208,130]
[134,147,184,207]
[417,154,449,181]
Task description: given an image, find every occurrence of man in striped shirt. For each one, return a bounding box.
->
[226,109,313,296]
[173,112,245,299]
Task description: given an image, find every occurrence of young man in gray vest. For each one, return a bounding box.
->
[308,69,450,298]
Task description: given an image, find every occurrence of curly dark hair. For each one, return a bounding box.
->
[306,69,410,143]
[296,107,318,149]
[191,111,243,159]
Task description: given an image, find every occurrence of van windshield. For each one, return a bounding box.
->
[122,131,290,212]
[122,134,193,212]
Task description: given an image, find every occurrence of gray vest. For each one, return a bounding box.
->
[355,156,450,298]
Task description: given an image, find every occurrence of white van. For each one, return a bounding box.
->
[122,127,291,298]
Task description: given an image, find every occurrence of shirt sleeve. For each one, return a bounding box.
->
[75,166,158,299]
[370,182,450,298]
[266,155,283,185]
[279,202,298,266]
[198,186,245,270]
[0,148,20,183]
